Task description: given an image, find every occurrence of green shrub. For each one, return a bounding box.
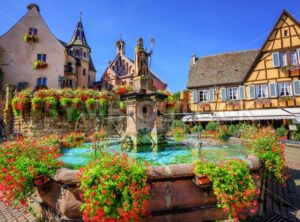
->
[192,125,204,133]
[205,121,219,131]
[170,120,189,133]
[79,152,150,221]
[215,126,231,141]
[195,160,257,220]
[276,126,287,137]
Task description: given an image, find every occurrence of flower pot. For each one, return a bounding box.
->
[193,174,211,188]
[33,175,50,187]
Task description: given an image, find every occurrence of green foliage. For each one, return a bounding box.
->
[215,126,231,141]
[276,125,287,137]
[0,138,61,206]
[31,97,44,113]
[85,98,98,116]
[252,130,287,182]
[195,160,257,220]
[62,132,85,148]
[79,152,150,221]
[11,89,32,116]
[205,121,219,131]
[192,125,203,133]
[170,120,189,132]
[44,97,58,118]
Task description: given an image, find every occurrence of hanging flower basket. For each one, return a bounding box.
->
[23,34,39,43]
[34,60,48,69]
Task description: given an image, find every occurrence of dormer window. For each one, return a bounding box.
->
[283,30,288,37]
[28,27,37,36]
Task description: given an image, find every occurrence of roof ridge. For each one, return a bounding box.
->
[199,49,259,59]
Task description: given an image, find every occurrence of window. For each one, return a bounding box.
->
[37,77,47,86]
[284,30,288,37]
[278,82,292,96]
[88,75,91,83]
[28,27,37,36]
[83,52,86,58]
[37,54,47,62]
[75,49,80,57]
[198,90,209,102]
[83,68,86,76]
[279,51,287,66]
[255,84,268,98]
[227,87,238,100]
[290,50,298,65]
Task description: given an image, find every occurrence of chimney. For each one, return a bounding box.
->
[27,3,40,12]
[116,40,125,54]
[190,53,197,67]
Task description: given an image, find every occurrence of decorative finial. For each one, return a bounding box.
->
[79,12,83,21]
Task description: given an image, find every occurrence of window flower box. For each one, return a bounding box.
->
[23,34,39,43]
[34,60,48,69]
[226,101,240,108]
[279,96,295,102]
[255,98,272,105]
[280,65,300,72]
[199,103,210,110]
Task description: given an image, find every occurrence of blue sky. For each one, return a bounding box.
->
[1,0,300,92]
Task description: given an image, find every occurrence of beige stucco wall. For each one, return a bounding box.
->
[0,7,65,89]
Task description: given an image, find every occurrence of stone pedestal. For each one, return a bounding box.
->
[133,75,153,92]
[121,92,167,152]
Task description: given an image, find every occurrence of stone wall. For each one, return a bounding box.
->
[33,156,262,221]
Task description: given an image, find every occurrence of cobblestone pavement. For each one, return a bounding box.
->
[264,144,300,221]
[0,201,37,222]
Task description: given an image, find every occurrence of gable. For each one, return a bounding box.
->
[244,10,300,82]
[263,11,300,52]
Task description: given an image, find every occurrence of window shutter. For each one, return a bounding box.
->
[220,88,227,101]
[209,88,214,101]
[298,49,300,64]
[239,86,245,99]
[272,52,280,67]
[269,83,278,97]
[249,85,256,99]
[294,80,300,95]
[192,90,198,103]
[42,78,47,86]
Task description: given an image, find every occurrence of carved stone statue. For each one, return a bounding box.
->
[134,37,152,76]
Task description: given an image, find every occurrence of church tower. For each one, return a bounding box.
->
[65,14,95,88]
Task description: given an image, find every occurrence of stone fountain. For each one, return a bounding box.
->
[121,38,167,152]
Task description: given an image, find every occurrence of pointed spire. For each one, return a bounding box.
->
[68,13,90,49]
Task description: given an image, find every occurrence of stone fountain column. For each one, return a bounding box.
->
[121,37,167,152]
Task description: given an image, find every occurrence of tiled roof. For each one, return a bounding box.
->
[187,50,259,88]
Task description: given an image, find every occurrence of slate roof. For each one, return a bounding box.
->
[68,17,90,49]
[187,50,259,89]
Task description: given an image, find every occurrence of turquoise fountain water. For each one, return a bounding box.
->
[60,137,249,168]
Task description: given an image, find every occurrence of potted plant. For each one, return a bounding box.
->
[79,152,150,221]
[33,60,48,69]
[32,175,51,187]
[194,161,213,188]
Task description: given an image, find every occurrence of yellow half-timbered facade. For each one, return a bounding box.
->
[186,10,300,122]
